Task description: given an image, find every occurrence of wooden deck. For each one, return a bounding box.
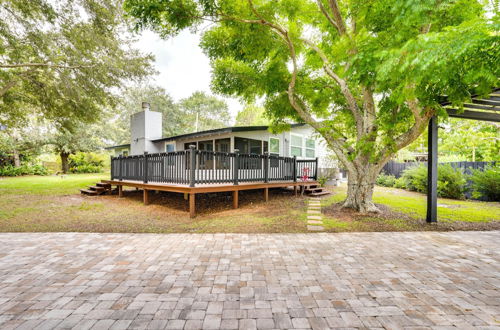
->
[102,179,316,217]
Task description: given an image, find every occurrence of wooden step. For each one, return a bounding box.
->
[80,189,98,196]
[305,188,323,193]
[309,191,331,197]
[89,186,105,191]
[96,182,111,188]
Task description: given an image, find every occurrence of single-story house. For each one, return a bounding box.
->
[106,103,332,171]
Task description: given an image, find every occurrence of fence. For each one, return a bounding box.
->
[110,146,318,187]
[382,160,497,178]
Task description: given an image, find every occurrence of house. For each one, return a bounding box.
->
[93,103,332,217]
[106,103,331,170]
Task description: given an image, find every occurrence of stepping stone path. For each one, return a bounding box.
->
[307,197,324,231]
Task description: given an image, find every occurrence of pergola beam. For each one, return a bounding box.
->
[447,109,500,122]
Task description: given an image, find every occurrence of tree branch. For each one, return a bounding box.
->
[0,63,93,69]
[327,0,346,35]
[315,0,340,32]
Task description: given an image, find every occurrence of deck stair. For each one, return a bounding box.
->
[303,184,331,197]
[80,182,111,196]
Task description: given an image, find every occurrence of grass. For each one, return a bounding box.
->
[0,174,498,233]
[320,184,500,232]
[0,173,308,233]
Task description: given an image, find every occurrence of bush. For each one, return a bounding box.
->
[376,174,396,187]
[393,177,407,189]
[400,164,467,199]
[0,163,48,176]
[470,165,500,201]
[68,152,105,173]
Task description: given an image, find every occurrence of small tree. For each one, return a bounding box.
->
[124,0,498,212]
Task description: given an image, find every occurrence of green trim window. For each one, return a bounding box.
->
[305,138,315,158]
[290,134,303,157]
[269,137,280,154]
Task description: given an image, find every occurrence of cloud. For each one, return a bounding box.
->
[136,30,243,121]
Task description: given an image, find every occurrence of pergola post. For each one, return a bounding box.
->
[426,116,438,223]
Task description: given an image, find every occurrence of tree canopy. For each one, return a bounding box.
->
[235,104,269,126]
[178,91,231,132]
[0,0,153,129]
[124,0,499,212]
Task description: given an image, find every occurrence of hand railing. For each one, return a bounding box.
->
[110,147,318,186]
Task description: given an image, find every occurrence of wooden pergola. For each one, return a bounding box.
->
[426,88,500,222]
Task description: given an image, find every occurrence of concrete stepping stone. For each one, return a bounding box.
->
[308,220,323,224]
[307,225,325,231]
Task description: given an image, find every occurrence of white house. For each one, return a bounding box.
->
[106,103,333,171]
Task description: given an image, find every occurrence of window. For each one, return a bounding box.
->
[305,138,315,158]
[122,150,128,157]
[290,134,303,157]
[269,138,280,154]
[234,137,262,154]
[165,144,175,153]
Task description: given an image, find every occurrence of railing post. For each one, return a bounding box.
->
[293,156,297,182]
[264,152,269,183]
[119,155,123,181]
[233,149,239,185]
[189,145,196,187]
[110,156,114,180]
[314,157,318,180]
[143,151,148,183]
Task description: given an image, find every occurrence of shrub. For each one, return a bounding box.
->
[0,163,48,176]
[470,165,500,201]
[400,164,467,199]
[394,177,407,189]
[376,174,396,187]
[401,165,427,192]
[68,152,104,173]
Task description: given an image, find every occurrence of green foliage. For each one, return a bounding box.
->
[1,0,153,129]
[317,176,328,187]
[376,174,396,187]
[470,165,500,201]
[0,164,48,176]
[394,177,407,189]
[178,91,231,132]
[68,152,105,174]
[235,104,270,126]
[401,164,468,199]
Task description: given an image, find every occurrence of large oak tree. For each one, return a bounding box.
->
[124,0,498,212]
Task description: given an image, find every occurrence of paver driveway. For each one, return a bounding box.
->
[0,232,499,329]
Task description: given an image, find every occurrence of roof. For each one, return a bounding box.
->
[151,124,306,143]
[105,143,130,150]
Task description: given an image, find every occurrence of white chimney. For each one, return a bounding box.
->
[130,102,163,155]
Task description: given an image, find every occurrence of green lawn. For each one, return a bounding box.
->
[321,185,500,232]
[0,174,498,233]
[0,173,108,196]
[0,173,308,233]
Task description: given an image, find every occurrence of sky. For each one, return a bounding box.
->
[135,30,244,121]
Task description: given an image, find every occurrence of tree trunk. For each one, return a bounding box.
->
[13,150,21,168]
[60,152,70,174]
[342,165,381,213]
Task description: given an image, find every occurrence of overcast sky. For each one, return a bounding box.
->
[136,30,243,120]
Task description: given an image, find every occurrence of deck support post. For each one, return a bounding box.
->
[232,190,239,209]
[426,116,438,223]
[263,187,269,202]
[118,185,123,197]
[143,189,149,205]
[294,185,298,197]
[189,145,196,187]
[143,152,148,184]
[233,149,239,185]
[189,193,196,218]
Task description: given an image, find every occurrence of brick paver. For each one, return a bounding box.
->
[0,232,499,329]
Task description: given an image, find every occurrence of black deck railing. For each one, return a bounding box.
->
[111,146,318,187]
